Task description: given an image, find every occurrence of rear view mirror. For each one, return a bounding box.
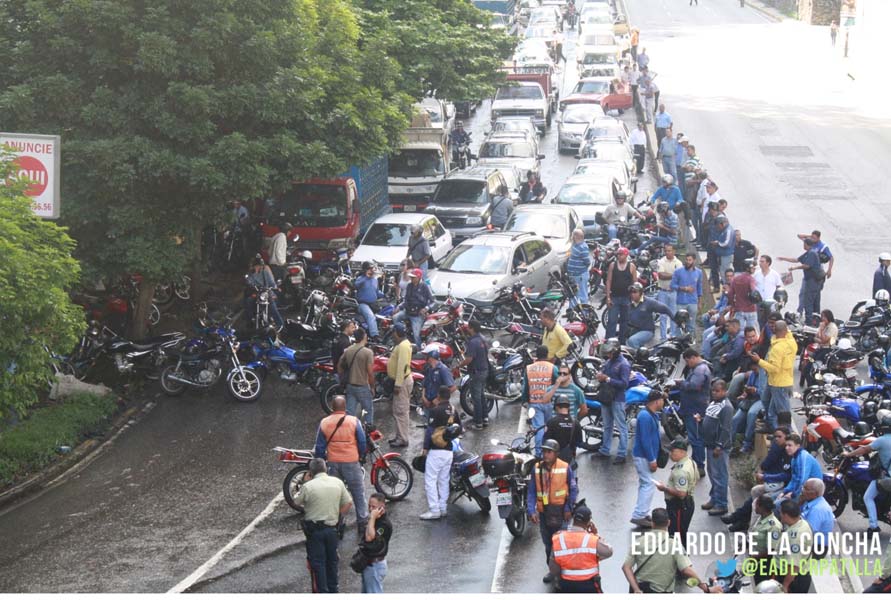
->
[527,406,536,419]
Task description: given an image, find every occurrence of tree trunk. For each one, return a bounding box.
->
[128,279,157,339]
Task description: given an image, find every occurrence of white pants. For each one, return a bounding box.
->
[425,449,453,513]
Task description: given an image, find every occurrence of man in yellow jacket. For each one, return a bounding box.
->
[748,320,797,431]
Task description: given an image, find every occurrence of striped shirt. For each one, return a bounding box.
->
[567,241,591,276]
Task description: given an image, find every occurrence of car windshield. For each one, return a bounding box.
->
[496,85,544,100]
[555,183,612,205]
[389,149,446,178]
[529,11,557,24]
[583,13,612,24]
[574,163,621,177]
[280,184,348,227]
[581,52,616,65]
[506,212,566,238]
[525,27,552,38]
[585,67,617,78]
[585,125,622,140]
[494,121,534,134]
[581,34,616,46]
[479,141,534,159]
[361,223,413,247]
[433,179,486,204]
[563,107,602,123]
[573,80,611,94]
[439,245,510,275]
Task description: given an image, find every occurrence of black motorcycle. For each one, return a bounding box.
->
[103,328,185,380]
[459,342,532,417]
[484,417,542,537]
[841,301,891,352]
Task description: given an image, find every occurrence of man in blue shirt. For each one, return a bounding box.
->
[673,348,712,475]
[566,228,592,306]
[636,202,678,255]
[657,127,677,182]
[421,347,455,408]
[653,104,672,145]
[393,268,435,345]
[778,238,824,325]
[596,339,631,464]
[626,283,675,350]
[843,418,891,535]
[630,390,664,527]
[800,478,836,555]
[798,229,834,279]
[355,262,384,339]
[779,433,823,500]
[671,252,703,336]
[650,174,683,211]
[458,320,489,429]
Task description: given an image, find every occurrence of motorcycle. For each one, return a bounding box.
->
[484,414,542,537]
[799,339,862,389]
[245,278,278,331]
[101,327,185,380]
[276,416,413,511]
[823,449,891,522]
[855,347,891,403]
[794,403,874,463]
[459,341,533,418]
[53,322,108,380]
[448,436,491,513]
[242,330,333,396]
[159,325,237,396]
[800,373,865,427]
[840,300,891,352]
[451,133,473,170]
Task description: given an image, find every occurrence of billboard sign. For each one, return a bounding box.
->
[1,132,61,219]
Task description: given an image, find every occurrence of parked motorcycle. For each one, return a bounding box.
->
[840,300,891,352]
[459,341,532,417]
[484,414,542,537]
[242,330,332,398]
[794,403,874,463]
[159,326,237,396]
[799,338,862,389]
[823,449,891,522]
[102,327,185,380]
[448,437,491,513]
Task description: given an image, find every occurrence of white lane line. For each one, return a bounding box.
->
[167,493,283,593]
[490,407,528,593]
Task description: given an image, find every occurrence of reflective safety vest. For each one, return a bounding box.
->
[534,458,569,513]
[527,361,554,404]
[552,530,600,581]
[319,412,359,463]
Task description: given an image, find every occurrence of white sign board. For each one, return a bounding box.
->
[1,132,61,219]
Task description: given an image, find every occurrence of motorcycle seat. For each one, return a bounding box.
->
[294,348,330,362]
[168,346,219,360]
[123,335,180,351]
[833,428,854,442]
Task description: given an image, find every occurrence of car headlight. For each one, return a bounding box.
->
[465,216,483,225]
[470,288,498,302]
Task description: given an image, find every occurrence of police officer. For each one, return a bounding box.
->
[293,458,354,593]
[545,396,583,465]
[420,346,456,410]
[749,494,782,585]
[654,438,698,549]
[548,503,613,592]
[528,438,579,584]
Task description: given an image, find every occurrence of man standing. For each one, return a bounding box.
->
[355,262,383,340]
[545,367,588,423]
[674,349,711,476]
[528,439,578,583]
[597,339,631,464]
[490,184,513,229]
[654,439,699,549]
[626,283,675,350]
[775,500,813,593]
[653,104,672,146]
[630,122,647,174]
[406,225,431,276]
[605,247,637,343]
[657,126,677,182]
[545,396,584,465]
[314,395,368,538]
[393,268,434,345]
[359,492,392,593]
[541,308,572,363]
[874,253,891,297]
[386,323,413,447]
[749,320,796,430]
[728,260,759,330]
[268,223,291,281]
[709,216,735,288]
[637,47,649,69]
[732,230,759,273]
[294,458,354,593]
[842,413,891,536]
[420,385,460,520]
[798,229,834,279]
[700,380,733,516]
[629,64,641,110]
[526,344,560,455]
[754,255,783,302]
[421,346,455,410]
[778,238,824,323]
[548,504,613,592]
[630,391,664,528]
[655,243,682,339]
[629,27,640,61]
[800,478,836,554]
[671,252,703,337]
[332,319,356,378]
[566,228,592,306]
[459,320,489,429]
[339,328,375,423]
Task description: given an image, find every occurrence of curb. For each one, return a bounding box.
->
[0,395,158,513]
[744,0,785,23]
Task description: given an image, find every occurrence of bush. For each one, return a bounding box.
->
[731,452,759,490]
[0,392,118,486]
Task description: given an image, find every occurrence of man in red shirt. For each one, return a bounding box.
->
[727,259,759,330]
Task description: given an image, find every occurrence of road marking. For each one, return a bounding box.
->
[490,407,528,593]
[167,493,283,593]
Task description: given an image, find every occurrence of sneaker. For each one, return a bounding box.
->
[483,418,490,427]
[472,423,484,431]
[698,466,706,478]
[728,522,748,532]
[739,445,754,454]
[543,573,555,584]
[420,511,441,520]
[708,507,729,516]
[720,514,737,525]
[701,501,714,510]
[630,517,653,528]
[597,451,611,459]
[389,439,408,448]
[868,526,882,536]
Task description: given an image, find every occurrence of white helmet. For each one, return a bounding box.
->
[880,252,891,262]
[876,289,890,305]
[837,337,853,351]
[661,174,674,185]
[754,579,784,593]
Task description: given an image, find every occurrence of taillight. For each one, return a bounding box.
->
[288,266,302,275]
[370,430,383,441]
[467,463,480,475]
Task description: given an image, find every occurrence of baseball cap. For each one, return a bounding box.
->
[554,395,571,407]
[410,268,423,279]
[670,437,689,451]
[572,504,593,522]
[422,345,440,359]
[617,247,630,257]
[393,322,407,335]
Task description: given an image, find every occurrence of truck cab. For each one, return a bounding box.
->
[389,102,452,213]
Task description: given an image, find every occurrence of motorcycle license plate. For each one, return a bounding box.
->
[404,204,416,212]
[496,492,513,507]
[469,472,486,488]
[290,276,302,284]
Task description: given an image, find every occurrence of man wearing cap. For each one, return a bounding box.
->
[650,174,683,211]
[603,191,642,242]
[728,259,759,330]
[654,438,699,549]
[355,262,384,340]
[528,438,578,583]
[670,252,703,337]
[458,320,489,429]
[545,395,584,465]
[406,225,431,276]
[778,237,824,324]
[631,391,664,528]
[526,345,560,455]
[393,268,434,345]
[386,323,413,448]
[421,346,456,412]
[420,385,460,520]
[548,503,613,592]
[874,253,891,297]
[626,283,675,350]
[653,104,672,146]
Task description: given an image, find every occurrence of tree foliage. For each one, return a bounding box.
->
[0,149,84,418]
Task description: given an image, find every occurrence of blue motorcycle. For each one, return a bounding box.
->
[458,342,532,419]
[449,437,491,513]
[856,348,891,403]
[823,450,891,523]
[241,330,331,400]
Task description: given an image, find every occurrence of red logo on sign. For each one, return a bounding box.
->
[14,156,48,197]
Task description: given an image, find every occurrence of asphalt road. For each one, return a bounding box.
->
[3,2,891,594]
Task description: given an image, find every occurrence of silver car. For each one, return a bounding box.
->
[503,204,581,258]
[427,231,563,304]
[557,104,605,154]
[573,158,637,193]
[552,173,617,237]
[477,134,545,179]
[490,116,539,141]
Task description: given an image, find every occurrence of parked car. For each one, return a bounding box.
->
[425,167,511,242]
[552,173,618,237]
[557,104,605,154]
[579,137,636,175]
[503,204,581,257]
[490,116,540,141]
[577,116,631,152]
[559,78,632,113]
[476,133,545,179]
[427,231,563,303]
[528,5,562,27]
[573,158,637,194]
[351,213,453,272]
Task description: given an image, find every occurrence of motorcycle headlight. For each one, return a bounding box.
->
[470,288,498,302]
[259,291,269,302]
[465,216,483,226]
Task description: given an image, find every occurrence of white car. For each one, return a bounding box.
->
[579,138,636,175]
[490,116,539,141]
[552,174,618,237]
[579,117,631,150]
[351,213,452,272]
[557,104,605,153]
[491,81,550,131]
[528,6,562,27]
[573,158,638,194]
[477,134,545,179]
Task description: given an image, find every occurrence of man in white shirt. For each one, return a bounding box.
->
[754,255,783,302]
[268,222,291,281]
[629,122,647,175]
[629,65,641,109]
[655,243,683,339]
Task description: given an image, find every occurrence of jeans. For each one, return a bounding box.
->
[632,456,656,519]
[607,224,619,241]
[530,402,554,456]
[675,302,698,337]
[470,371,487,425]
[683,413,705,468]
[357,302,379,338]
[599,400,628,457]
[539,516,565,564]
[636,236,676,255]
[718,254,733,277]
[362,560,388,593]
[425,448,453,514]
[606,296,631,343]
[800,286,821,322]
[865,479,881,528]
[706,448,730,509]
[727,372,747,401]
[392,310,422,345]
[736,310,759,331]
[627,330,654,350]
[661,156,677,182]
[633,145,646,174]
[328,461,368,523]
[766,386,791,430]
[571,271,589,306]
[656,290,676,338]
[701,329,719,360]
[346,384,374,425]
[306,524,340,593]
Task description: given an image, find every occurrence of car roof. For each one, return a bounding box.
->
[495,115,537,122]
[576,158,627,170]
[371,212,439,225]
[461,231,541,247]
[563,173,617,187]
[484,132,534,141]
[512,204,573,216]
[443,166,501,181]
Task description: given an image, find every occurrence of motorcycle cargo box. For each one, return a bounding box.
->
[482,452,515,478]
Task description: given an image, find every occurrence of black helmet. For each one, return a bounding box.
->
[628,282,644,294]
[862,400,878,422]
[880,399,891,413]
[601,337,620,356]
[855,421,872,437]
[361,261,373,272]
[673,308,689,325]
[444,423,461,442]
[541,439,561,453]
[252,254,265,267]
[773,288,788,305]
[412,455,427,472]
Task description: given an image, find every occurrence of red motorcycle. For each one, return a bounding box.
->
[795,403,874,463]
[275,419,413,512]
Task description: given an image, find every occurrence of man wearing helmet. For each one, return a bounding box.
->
[650,173,682,212]
[528,438,578,583]
[626,283,675,350]
[448,121,470,165]
[874,253,891,297]
[635,201,678,255]
[406,225,432,277]
[843,413,891,536]
[603,191,642,242]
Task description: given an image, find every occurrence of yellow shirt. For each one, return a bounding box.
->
[543,324,572,359]
[293,473,353,526]
[387,339,413,385]
[758,334,797,388]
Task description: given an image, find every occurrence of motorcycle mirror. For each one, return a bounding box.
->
[527,406,536,419]
[291,232,300,242]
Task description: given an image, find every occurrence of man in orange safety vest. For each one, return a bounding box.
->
[548,502,614,592]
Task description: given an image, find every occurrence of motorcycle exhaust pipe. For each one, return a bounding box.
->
[165,374,213,387]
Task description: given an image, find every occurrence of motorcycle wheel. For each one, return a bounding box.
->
[459,385,495,419]
[149,303,161,326]
[824,480,848,518]
[570,356,603,394]
[589,271,602,296]
[174,276,192,301]
[493,305,515,329]
[160,365,187,397]
[283,465,310,511]
[227,367,263,402]
[319,379,343,414]
[506,506,527,537]
[372,457,414,501]
[152,283,176,308]
[469,486,492,513]
[578,409,604,452]
[660,411,686,441]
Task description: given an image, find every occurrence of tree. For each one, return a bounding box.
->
[0,148,84,418]
[0,0,410,337]
[354,0,517,101]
